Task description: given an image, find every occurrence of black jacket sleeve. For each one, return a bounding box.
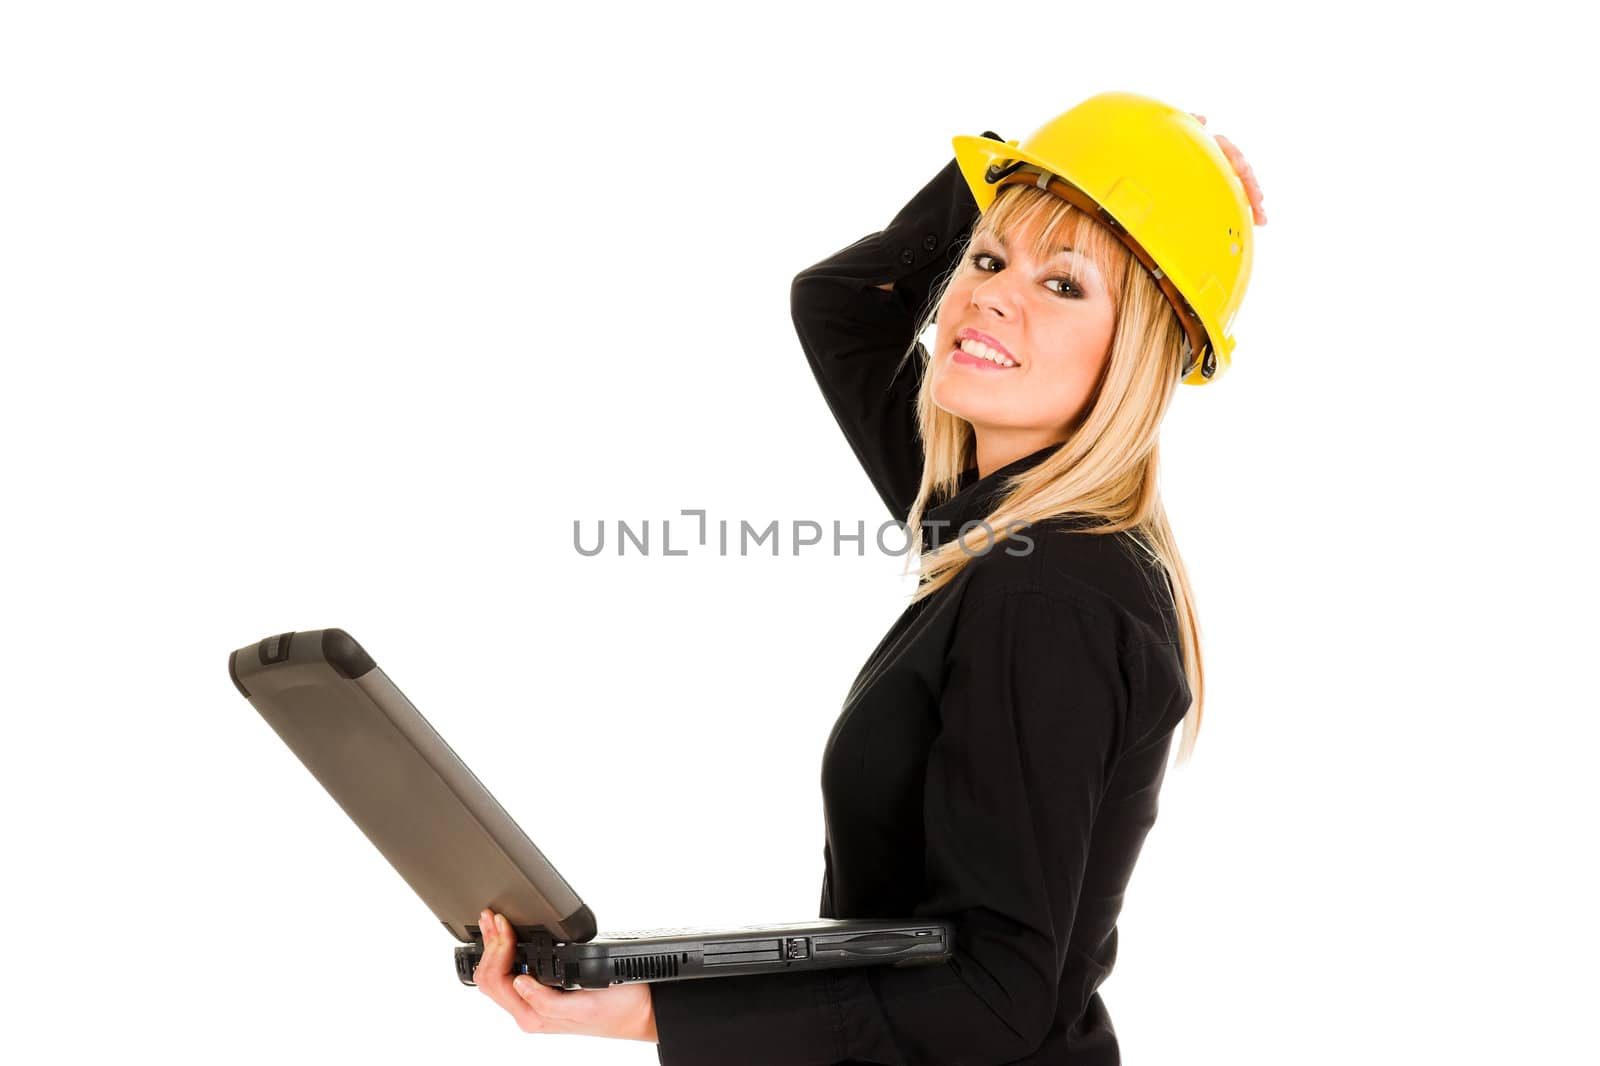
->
[652,587,1125,1065]
[789,144,992,525]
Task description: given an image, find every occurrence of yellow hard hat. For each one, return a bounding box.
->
[952,91,1255,385]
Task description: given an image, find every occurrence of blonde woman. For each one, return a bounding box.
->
[474,92,1266,1064]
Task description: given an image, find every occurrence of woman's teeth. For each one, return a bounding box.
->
[958,338,1017,367]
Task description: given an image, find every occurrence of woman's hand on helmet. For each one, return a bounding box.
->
[1190,113,1267,226]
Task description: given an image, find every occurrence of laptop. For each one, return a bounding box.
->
[227,627,953,990]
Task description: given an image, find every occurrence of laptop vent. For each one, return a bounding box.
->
[613,953,680,982]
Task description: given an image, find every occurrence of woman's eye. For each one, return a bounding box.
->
[968,252,1082,298]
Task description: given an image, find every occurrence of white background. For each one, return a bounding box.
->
[2,2,1594,1063]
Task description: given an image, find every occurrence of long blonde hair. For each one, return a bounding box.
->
[897,182,1206,765]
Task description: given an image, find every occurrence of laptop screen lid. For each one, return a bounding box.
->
[228,627,597,945]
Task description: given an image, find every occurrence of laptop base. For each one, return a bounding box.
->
[456,919,953,990]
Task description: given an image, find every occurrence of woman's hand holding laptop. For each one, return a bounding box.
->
[473,908,659,1043]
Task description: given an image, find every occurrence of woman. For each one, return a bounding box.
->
[472,92,1267,1063]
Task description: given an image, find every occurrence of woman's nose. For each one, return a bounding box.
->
[971,273,1022,318]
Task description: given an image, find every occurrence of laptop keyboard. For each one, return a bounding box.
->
[600,926,704,940]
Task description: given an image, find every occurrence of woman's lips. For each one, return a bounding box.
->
[950,347,1020,372]
[957,329,1016,360]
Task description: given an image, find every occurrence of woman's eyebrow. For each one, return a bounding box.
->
[992,232,1101,279]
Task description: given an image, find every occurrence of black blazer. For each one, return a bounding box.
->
[651,147,1193,1066]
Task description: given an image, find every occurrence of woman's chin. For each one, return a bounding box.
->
[931,382,1006,426]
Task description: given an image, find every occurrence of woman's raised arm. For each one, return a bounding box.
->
[789,139,997,524]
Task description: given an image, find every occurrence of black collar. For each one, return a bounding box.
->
[922,441,1065,551]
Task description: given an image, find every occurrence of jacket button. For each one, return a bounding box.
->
[922,233,939,251]
[899,247,915,266]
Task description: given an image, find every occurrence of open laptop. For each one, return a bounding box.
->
[227,627,953,990]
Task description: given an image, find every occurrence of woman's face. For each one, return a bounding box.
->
[929,215,1117,455]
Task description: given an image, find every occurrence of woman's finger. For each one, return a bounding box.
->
[474,910,512,999]
[514,973,590,1025]
[1211,133,1268,225]
[1188,118,1268,225]
[476,910,552,1033]
[475,909,506,986]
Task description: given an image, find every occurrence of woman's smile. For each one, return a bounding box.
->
[954,328,1020,365]
[950,343,1021,372]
